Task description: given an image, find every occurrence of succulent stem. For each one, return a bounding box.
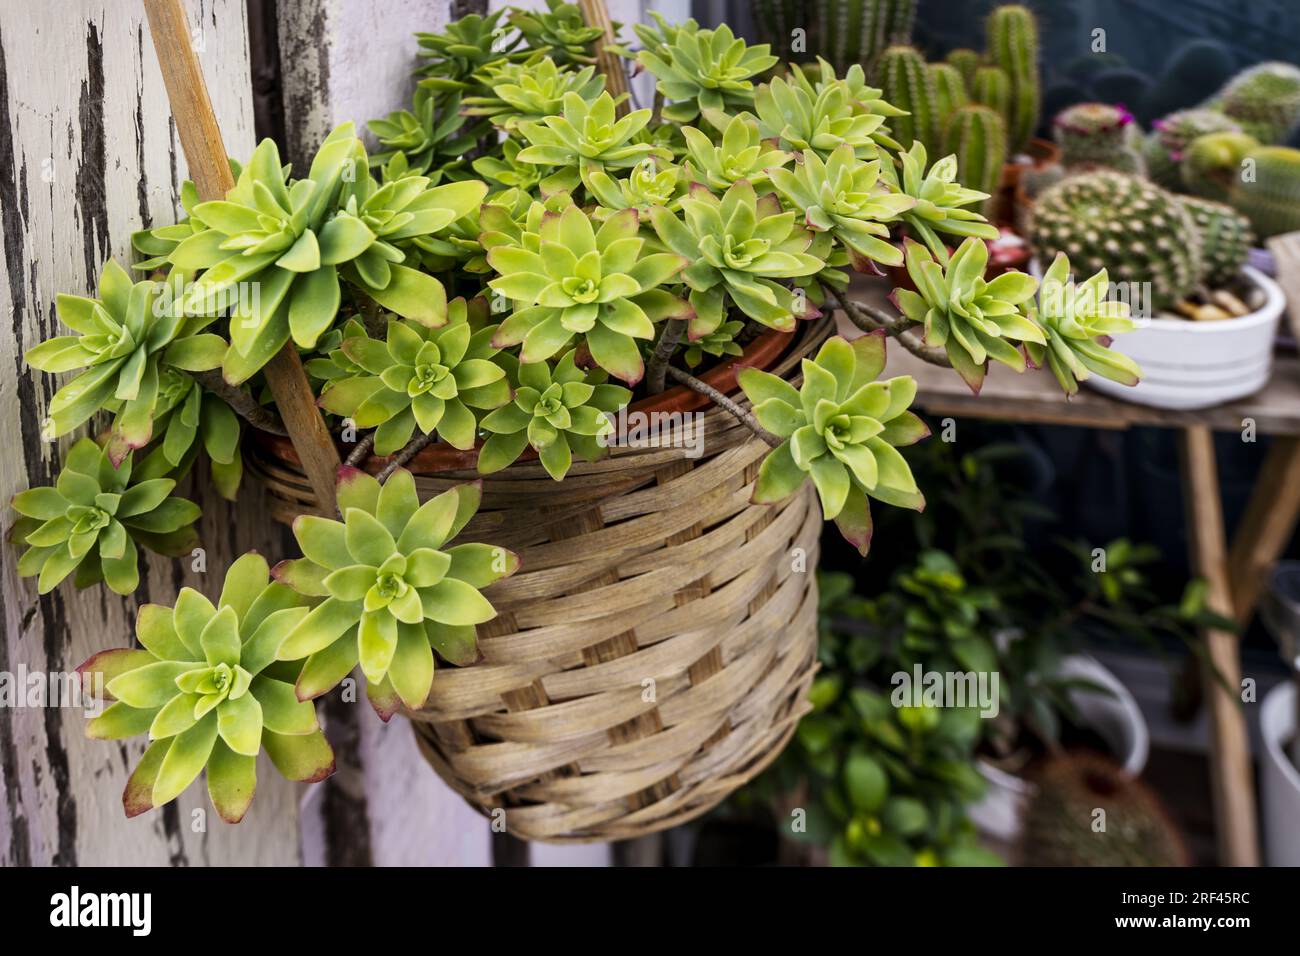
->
[376,432,435,482]
[192,370,288,436]
[645,318,687,394]
[828,288,953,368]
[664,365,782,448]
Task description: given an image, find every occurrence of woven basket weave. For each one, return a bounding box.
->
[245,319,831,842]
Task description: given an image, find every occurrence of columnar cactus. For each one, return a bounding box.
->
[1178,196,1253,286]
[1053,103,1143,174]
[1143,108,1243,191]
[1227,145,1300,239]
[943,105,1007,215]
[1181,131,1260,202]
[928,62,969,134]
[985,4,1040,153]
[971,65,1011,131]
[945,48,981,90]
[1219,61,1300,145]
[876,46,939,155]
[1030,170,1202,311]
[1019,754,1190,867]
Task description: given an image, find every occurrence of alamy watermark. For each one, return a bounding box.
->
[890,664,1000,718]
[598,406,705,458]
[0,666,104,716]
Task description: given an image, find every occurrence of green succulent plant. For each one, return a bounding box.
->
[26,261,226,462]
[367,89,486,180]
[415,9,522,93]
[478,349,630,480]
[755,59,903,160]
[464,56,613,132]
[77,552,333,821]
[515,92,670,194]
[11,439,200,594]
[637,21,778,124]
[893,237,1044,392]
[273,471,518,718]
[147,369,244,500]
[879,142,1000,261]
[318,300,509,455]
[509,0,604,65]
[684,319,744,368]
[650,179,824,338]
[582,156,685,215]
[487,203,690,384]
[768,144,916,271]
[682,112,792,191]
[1025,252,1141,397]
[739,334,928,555]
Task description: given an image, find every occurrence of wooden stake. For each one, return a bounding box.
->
[578,0,630,116]
[1178,425,1260,866]
[144,0,341,515]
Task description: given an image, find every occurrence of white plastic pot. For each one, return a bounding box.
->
[1261,682,1300,866]
[968,655,1149,843]
[1084,265,1285,410]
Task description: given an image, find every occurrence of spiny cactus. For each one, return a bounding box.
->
[986,4,1040,154]
[877,45,938,154]
[943,105,1007,216]
[945,48,981,90]
[971,65,1011,130]
[1019,753,1190,867]
[1054,103,1143,175]
[1178,196,1253,287]
[1227,145,1300,239]
[756,0,913,75]
[929,63,969,135]
[1181,131,1260,203]
[1144,108,1243,191]
[1030,170,1202,311]
[1219,61,1300,145]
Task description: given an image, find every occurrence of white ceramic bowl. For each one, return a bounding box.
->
[1084,265,1285,410]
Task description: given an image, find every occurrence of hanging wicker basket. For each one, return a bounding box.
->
[246,319,830,842]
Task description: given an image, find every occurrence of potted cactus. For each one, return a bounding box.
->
[1029,169,1286,410]
[12,2,1142,839]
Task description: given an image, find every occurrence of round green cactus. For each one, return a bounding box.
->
[942,105,1007,214]
[11,438,201,595]
[77,552,333,821]
[1219,61,1300,145]
[1143,108,1243,191]
[1019,753,1190,867]
[1031,170,1202,311]
[1181,131,1260,203]
[738,333,928,555]
[1178,196,1253,286]
[1227,145,1300,240]
[273,471,518,718]
[1053,103,1143,175]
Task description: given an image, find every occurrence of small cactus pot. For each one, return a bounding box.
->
[967,655,1149,844]
[1081,265,1285,411]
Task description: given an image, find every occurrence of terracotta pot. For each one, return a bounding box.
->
[996,138,1061,226]
[249,324,796,477]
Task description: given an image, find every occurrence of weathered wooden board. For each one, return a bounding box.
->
[0,0,302,866]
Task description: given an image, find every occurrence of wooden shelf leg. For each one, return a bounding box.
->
[1178,425,1260,866]
[1228,436,1300,626]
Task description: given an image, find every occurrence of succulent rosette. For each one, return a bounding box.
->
[486,203,691,384]
[650,179,825,338]
[684,319,744,368]
[582,157,685,216]
[508,0,604,65]
[636,21,777,124]
[26,261,226,462]
[367,89,486,181]
[464,56,612,131]
[76,552,333,821]
[478,349,631,480]
[739,334,928,555]
[769,144,917,271]
[273,470,518,718]
[894,238,1045,392]
[318,299,509,454]
[755,62,901,161]
[146,369,244,499]
[11,438,200,595]
[1026,252,1142,396]
[682,112,792,191]
[880,144,1000,261]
